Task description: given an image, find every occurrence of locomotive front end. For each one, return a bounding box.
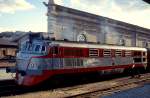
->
[7,38,51,86]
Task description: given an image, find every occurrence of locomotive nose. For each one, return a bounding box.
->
[6,54,30,74]
[17,58,29,71]
[16,52,30,71]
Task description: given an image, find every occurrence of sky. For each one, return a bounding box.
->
[0,0,150,32]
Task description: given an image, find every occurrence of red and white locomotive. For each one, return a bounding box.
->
[7,34,148,86]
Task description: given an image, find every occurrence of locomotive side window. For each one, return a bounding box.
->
[143,58,146,62]
[143,52,146,56]
[134,58,142,63]
[104,49,111,57]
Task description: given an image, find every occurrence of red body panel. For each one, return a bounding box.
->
[16,44,147,86]
[21,64,143,86]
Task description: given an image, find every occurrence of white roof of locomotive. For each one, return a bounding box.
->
[50,41,147,51]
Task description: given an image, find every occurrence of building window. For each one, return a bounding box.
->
[77,34,87,42]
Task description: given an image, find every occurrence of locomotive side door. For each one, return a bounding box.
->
[50,46,62,69]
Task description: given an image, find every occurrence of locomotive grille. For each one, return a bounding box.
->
[104,50,111,57]
[125,51,131,56]
[89,49,99,57]
[116,50,122,56]
[64,58,83,67]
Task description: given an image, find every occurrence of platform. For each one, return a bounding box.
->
[0,68,13,80]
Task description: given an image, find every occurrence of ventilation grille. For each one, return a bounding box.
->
[89,49,99,57]
[104,49,111,57]
[125,51,131,56]
[116,50,122,56]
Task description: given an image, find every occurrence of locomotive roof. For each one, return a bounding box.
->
[50,41,147,51]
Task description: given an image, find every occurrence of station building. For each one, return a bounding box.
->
[0,39,17,67]
[46,0,150,48]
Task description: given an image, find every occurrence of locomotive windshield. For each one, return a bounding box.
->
[20,41,47,54]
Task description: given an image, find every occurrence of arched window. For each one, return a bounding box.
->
[77,34,87,42]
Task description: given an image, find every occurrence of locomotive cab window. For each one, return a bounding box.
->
[42,46,46,52]
[35,45,41,52]
[28,43,34,51]
[41,46,47,54]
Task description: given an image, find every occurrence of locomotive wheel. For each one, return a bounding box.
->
[139,67,146,74]
[146,65,150,72]
[48,76,65,87]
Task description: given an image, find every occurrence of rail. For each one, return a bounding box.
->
[48,73,150,98]
[0,73,150,97]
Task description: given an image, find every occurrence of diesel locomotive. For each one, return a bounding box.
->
[7,34,149,86]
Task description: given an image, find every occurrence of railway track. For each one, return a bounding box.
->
[47,73,150,98]
[0,80,20,97]
[1,73,150,98]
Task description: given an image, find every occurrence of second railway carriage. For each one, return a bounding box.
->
[7,37,147,86]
